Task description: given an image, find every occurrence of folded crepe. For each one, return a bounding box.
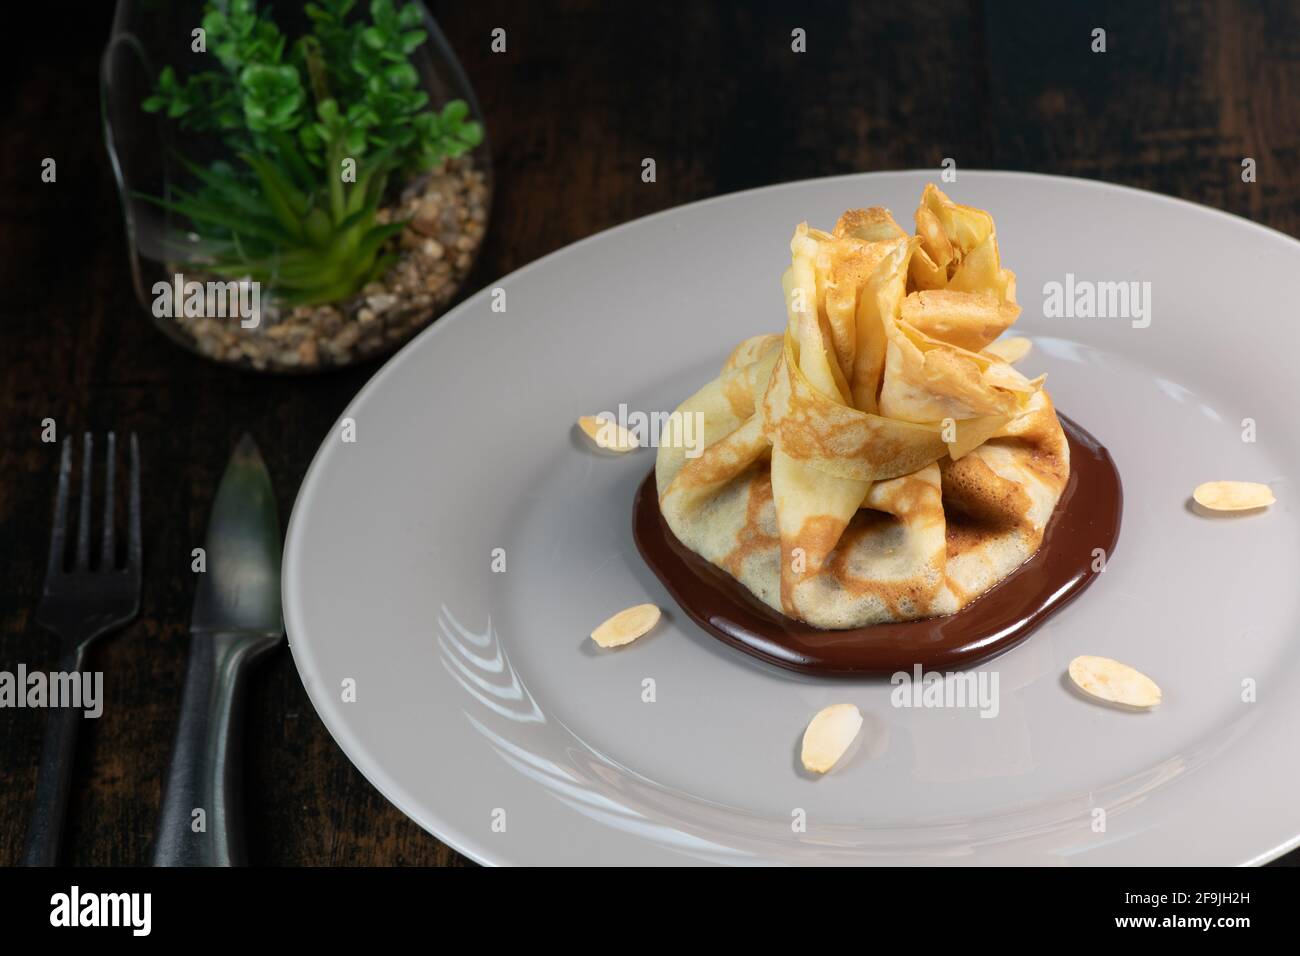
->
[655,185,1070,629]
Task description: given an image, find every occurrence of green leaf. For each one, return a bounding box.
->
[354,218,406,259]
[397,3,422,28]
[303,206,334,245]
[299,124,324,155]
[371,0,398,30]
[270,131,318,190]
[238,151,309,236]
[458,120,484,147]
[171,154,266,216]
[383,62,417,88]
[136,191,288,244]
[441,99,469,124]
[317,97,340,123]
[240,63,306,132]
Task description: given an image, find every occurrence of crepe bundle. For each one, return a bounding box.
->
[656,185,1070,629]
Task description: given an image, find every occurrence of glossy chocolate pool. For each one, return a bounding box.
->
[633,415,1122,675]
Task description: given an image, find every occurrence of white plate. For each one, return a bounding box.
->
[284,171,1300,865]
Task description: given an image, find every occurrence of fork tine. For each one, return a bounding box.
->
[127,433,142,573]
[46,440,73,580]
[100,431,117,569]
[75,432,93,569]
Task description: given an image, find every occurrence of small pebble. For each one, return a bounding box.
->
[331,324,362,352]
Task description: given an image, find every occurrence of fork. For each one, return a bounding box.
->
[22,432,141,866]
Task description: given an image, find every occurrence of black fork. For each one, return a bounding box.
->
[22,432,141,866]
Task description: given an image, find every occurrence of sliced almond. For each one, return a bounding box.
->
[578,415,641,453]
[591,603,660,648]
[800,703,863,774]
[1192,480,1274,512]
[1068,656,1162,708]
[984,336,1032,364]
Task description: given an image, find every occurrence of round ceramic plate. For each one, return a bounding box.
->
[284,171,1300,865]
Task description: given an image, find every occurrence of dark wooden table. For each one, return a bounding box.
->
[2,0,1297,866]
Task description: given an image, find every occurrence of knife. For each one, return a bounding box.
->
[152,434,282,866]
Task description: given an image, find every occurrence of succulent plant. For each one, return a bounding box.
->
[141,0,483,306]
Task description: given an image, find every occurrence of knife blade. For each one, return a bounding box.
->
[153,434,282,867]
[190,434,283,636]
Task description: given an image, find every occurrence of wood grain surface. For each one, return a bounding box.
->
[1,0,1296,865]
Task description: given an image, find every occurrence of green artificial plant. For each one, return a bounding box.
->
[141,0,483,306]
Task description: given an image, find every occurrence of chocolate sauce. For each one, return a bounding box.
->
[633,415,1122,675]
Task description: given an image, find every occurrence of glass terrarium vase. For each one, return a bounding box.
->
[101,0,491,372]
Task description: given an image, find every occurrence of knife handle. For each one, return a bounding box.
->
[152,632,277,867]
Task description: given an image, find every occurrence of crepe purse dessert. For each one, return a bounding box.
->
[653,185,1071,630]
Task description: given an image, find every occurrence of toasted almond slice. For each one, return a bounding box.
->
[1068,656,1162,708]
[1192,480,1274,512]
[800,703,863,774]
[591,603,660,648]
[984,336,1032,364]
[578,415,641,452]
